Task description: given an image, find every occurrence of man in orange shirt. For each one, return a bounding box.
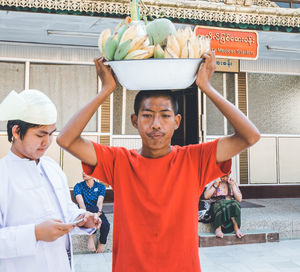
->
[57,51,260,272]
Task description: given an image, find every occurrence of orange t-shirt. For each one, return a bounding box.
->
[82,139,231,272]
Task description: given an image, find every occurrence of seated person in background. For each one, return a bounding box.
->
[204,174,243,239]
[74,172,110,253]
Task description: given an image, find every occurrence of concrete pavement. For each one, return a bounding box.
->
[198,239,300,272]
[74,239,300,272]
[73,198,300,254]
[73,198,300,271]
[197,198,300,240]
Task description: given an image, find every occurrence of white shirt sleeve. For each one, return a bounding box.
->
[0,223,37,259]
[0,172,37,259]
[0,158,38,259]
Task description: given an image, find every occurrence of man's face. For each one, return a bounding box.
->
[131,96,181,156]
[12,124,56,160]
[82,172,92,181]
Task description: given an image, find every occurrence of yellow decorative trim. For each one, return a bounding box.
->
[1,0,299,27]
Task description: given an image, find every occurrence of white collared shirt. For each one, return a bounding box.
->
[0,151,84,272]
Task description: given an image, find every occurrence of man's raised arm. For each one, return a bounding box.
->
[57,58,116,166]
[196,51,260,163]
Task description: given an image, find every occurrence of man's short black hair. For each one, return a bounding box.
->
[134,90,179,116]
[7,120,40,142]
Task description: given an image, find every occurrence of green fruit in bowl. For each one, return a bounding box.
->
[146,18,176,47]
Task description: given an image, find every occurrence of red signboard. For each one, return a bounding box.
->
[195,26,259,60]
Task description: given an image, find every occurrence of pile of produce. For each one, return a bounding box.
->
[98,17,210,61]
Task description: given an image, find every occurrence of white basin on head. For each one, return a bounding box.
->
[105,58,204,91]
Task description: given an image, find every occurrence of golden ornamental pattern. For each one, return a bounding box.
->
[1,0,299,27]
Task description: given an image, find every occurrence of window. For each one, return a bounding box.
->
[271,0,300,8]
[206,73,236,136]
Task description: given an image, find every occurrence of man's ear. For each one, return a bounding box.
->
[131,114,138,129]
[12,125,20,140]
[174,114,182,130]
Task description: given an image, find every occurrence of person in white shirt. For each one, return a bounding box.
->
[0,89,101,272]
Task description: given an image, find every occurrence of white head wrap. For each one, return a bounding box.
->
[0,89,57,125]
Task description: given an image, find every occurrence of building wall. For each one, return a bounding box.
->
[244,60,300,184]
[0,42,142,187]
[247,72,300,184]
[206,61,300,185]
[0,45,113,187]
[29,63,98,131]
[1,43,300,187]
[248,73,300,135]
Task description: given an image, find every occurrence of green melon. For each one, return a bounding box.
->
[146,18,176,47]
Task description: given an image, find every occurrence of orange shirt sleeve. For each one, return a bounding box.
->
[82,141,115,187]
[188,139,232,188]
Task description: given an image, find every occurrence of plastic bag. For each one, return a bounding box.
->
[198,200,213,223]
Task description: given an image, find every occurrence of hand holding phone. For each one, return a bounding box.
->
[71,218,84,226]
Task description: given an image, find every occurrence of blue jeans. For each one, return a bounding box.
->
[98,212,110,244]
[86,206,110,244]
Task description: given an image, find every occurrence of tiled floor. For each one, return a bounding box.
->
[74,239,300,272]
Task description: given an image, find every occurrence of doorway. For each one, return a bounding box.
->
[171,84,199,146]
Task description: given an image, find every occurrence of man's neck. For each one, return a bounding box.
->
[138,145,172,159]
[10,146,39,164]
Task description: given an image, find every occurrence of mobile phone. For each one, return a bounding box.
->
[71,218,84,226]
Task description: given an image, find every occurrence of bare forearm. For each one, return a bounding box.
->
[97,196,104,213]
[76,195,87,210]
[230,183,242,202]
[57,58,116,166]
[201,83,260,162]
[196,51,259,162]
[57,88,113,166]
[78,202,87,210]
[97,204,103,213]
[233,189,242,202]
[204,182,218,199]
[57,89,111,149]
[204,187,215,199]
[202,83,260,146]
